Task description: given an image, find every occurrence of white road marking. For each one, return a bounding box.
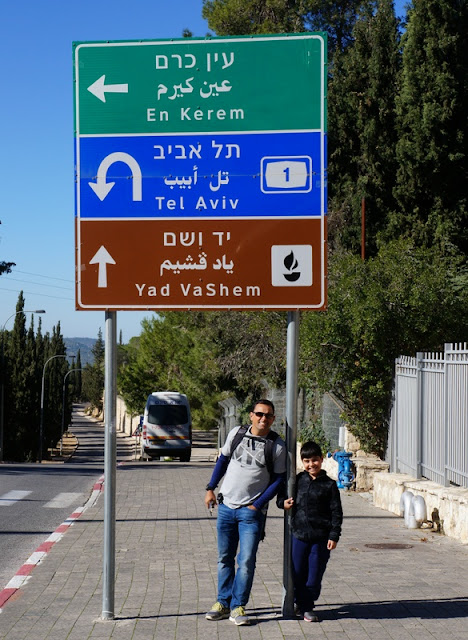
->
[0,490,32,506]
[43,492,83,509]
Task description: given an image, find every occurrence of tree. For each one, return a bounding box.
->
[119,309,290,425]
[202,0,305,35]
[71,350,83,401]
[119,313,221,429]
[0,219,15,275]
[0,261,15,276]
[202,0,366,56]
[199,311,287,404]
[300,240,468,456]
[301,0,369,53]
[390,0,468,251]
[42,323,69,457]
[82,329,105,413]
[3,293,34,460]
[2,294,70,461]
[328,0,400,255]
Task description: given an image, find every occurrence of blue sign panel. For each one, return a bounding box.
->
[77,131,325,219]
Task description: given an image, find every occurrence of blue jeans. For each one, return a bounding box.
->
[291,535,330,612]
[216,503,265,609]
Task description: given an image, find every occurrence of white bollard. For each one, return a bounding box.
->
[400,490,427,529]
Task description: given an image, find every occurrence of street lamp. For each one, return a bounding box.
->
[39,354,67,463]
[61,367,83,455]
[0,309,46,462]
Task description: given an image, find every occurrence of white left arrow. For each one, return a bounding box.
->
[87,75,128,102]
[89,152,143,201]
[89,246,116,288]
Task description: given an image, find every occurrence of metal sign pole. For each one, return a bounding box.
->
[282,310,300,618]
[102,311,117,620]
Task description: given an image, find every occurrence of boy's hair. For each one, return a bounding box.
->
[300,441,323,459]
[251,398,275,414]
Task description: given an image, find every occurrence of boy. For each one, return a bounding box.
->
[277,441,343,622]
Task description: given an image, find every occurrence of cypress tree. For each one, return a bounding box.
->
[328,0,400,255]
[72,349,83,401]
[24,316,41,460]
[2,294,44,460]
[4,293,27,460]
[390,0,468,251]
[82,329,105,413]
[41,323,68,457]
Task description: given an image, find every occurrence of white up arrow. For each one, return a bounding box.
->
[88,152,143,202]
[87,75,128,103]
[89,246,116,288]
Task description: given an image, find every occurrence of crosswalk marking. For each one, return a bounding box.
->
[43,493,83,509]
[0,490,32,506]
[0,491,84,508]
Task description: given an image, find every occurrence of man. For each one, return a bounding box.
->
[204,399,286,626]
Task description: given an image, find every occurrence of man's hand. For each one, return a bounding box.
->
[205,489,217,511]
[283,497,294,511]
[327,539,337,550]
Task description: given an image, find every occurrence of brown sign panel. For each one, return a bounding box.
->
[76,218,326,310]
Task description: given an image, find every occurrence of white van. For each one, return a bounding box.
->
[141,392,192,462]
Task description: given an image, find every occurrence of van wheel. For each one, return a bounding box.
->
[180,452,191,462]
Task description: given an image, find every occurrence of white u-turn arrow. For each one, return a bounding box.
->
[88,152,142,202]
[89,246,116,288]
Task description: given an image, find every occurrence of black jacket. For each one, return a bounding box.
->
[277,470,343,543]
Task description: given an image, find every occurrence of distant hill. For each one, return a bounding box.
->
[64,337,96,366]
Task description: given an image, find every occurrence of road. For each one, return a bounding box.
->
[0,462,102,591]
[0,405,116,591]
[68,402,137,464]
[0,405,215,593]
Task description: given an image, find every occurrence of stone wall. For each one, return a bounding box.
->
[116,395,141,437]
[373,472,468,545]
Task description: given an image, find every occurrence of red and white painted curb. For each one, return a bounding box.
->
[0,474,105,612]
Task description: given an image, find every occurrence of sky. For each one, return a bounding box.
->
[0,0,407,342]
[0,0,210,341]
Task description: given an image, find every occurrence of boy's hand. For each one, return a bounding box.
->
[283,497,294,510]
[327,540,337,550]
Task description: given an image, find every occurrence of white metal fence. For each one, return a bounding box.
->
[388,343,468,488]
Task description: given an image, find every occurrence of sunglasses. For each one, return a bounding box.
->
[253,411,274,419]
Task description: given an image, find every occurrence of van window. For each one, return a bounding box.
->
[148,404,188,426]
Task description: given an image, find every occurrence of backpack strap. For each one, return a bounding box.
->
[229,425,248,458]
[263,430,280,477]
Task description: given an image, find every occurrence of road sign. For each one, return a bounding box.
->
[77,218,325,309]
[74,34,327,310]
[78,132,323,219]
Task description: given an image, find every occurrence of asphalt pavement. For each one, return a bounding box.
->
[0,409,467,639]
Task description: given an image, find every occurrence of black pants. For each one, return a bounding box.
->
[291,535,330,612]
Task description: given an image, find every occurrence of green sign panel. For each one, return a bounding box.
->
[74,34,326,135]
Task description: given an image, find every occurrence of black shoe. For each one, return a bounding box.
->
[303,610,319,622]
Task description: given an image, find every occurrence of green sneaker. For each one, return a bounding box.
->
[205,601,230,621]
[229,606,250,625]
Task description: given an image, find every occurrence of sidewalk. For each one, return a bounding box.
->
[1,439,467,639]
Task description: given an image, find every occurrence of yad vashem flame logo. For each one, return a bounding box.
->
[283,251,301,282]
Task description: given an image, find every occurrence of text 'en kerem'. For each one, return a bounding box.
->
[147,106,245,123]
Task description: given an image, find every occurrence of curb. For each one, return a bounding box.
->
[0,474,105,612]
